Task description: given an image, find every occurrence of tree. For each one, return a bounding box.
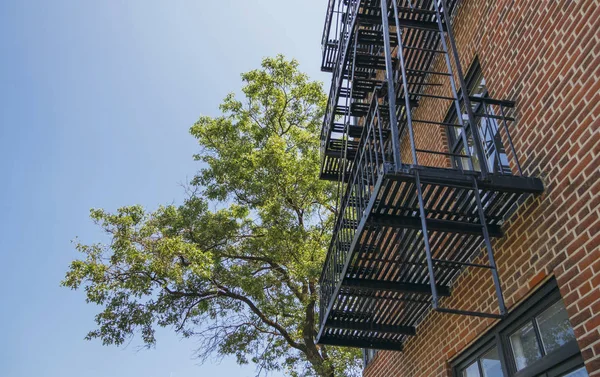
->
[62,55,361,377]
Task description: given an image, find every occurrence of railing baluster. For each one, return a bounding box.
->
[500,105,522,176]
[373,115,380,173]
[481,101,503,174]
[376,102,387,169]
[380,0,402,170]
[391,0,418,167]
[319,81,395,329]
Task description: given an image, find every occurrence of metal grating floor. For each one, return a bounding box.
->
[318,168,543,350]
[319,0,460,181]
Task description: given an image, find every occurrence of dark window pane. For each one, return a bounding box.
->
[481,347,504,377]
[510,321,542,371]
[537,300,575,354]
[560,366,589,377]
[463,361,481,377]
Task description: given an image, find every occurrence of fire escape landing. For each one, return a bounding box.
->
[317,0,544,350]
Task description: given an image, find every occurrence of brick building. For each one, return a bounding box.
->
[315,1,599,377]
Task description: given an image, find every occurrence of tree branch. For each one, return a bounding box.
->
[220,254,305,301]
[215,283,306,353]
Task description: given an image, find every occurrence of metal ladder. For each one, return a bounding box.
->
[415,170,507,318]
[379,0,507,318]
[380,0,491,175]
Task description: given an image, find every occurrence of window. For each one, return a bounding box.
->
[363,348,378,368]
[509,300,575,371]
[559,367,589,377]
[461,345,504,377]
[445,58,510,174]
[452,279,589,377]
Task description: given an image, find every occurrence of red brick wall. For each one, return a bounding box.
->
[399,93,452,168]
[363,0,600,376]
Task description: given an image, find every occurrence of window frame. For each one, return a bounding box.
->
[444,57,510,174]
[362,348,378,368]
[445,58,485,154]
[459,341,508,377]
[451,279,585,377]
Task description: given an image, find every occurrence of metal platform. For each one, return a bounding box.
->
[319,0,460,182]
[316,0,544,351]
[318,168,542,349]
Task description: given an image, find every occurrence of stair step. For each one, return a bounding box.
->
[357,29,398,47]
[407,92,457,101]
[353,53,396,70]
[406,68,452,77]
[404,45,446,54]
[334,105,349,116]
[336,263,380,276]
[350,102,371,116]
[358,12,446,31]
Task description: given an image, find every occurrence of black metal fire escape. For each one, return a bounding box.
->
[317,0,544,350]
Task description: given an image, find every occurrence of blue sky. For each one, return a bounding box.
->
[0,1,329,376]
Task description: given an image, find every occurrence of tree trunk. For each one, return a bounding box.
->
[304,349,335,377]
[301,303,334,376]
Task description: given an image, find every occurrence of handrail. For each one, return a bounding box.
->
[470,97,522,175]
[317,0,527,338]
[320,0,337,49]
[318,90,524,323]
[320,1,361,156]
[319,92,392,327]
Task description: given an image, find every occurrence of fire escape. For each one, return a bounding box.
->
[317,0,544,350]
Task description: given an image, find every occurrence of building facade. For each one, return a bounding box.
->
[316,1,599,377]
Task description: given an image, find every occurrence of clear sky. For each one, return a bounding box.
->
[0,1,329,376]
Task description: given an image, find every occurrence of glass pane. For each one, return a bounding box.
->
[537,300,576,354]
[450,113,461,140]
[481,347,504,377]
[469,74,487,98]
[510,321,542,371]
[463,361,481,377]
[560,366,589,377]
[466,134,482,172]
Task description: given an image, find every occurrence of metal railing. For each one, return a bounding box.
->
[319,93,392,326]
[318,93,525,325]
[470,97,523,176]
[320,0,344,71]
[440,96,523,176]
[317,0,527,330]
[319,0,360,159]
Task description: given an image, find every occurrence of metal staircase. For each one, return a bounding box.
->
[317,0,544,350]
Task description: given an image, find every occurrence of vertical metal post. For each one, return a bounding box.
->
[414,171,439,308]
[376,101,387,168]
[472,177,507,315]
[334,0,342,40]
[482,102,503,174]
[380,0,402,170]
[431,0,475,173]
[500,105,523,175]
[434,0,489,177]
[343,26,360,178]
[390,0,418,166]
[371,109,380,172]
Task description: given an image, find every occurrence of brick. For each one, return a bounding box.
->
[569,268,594,292]
[356,0,598,375]
[576,289,600,312]
[586,357,600,376]
[585,314,600,333]
[557,263,580,287]
[578,330,600,351]
[528,271,547,289]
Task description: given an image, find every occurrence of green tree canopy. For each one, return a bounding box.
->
[63,55,361,377]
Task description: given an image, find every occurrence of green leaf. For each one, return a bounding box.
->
[63,55,360,377]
